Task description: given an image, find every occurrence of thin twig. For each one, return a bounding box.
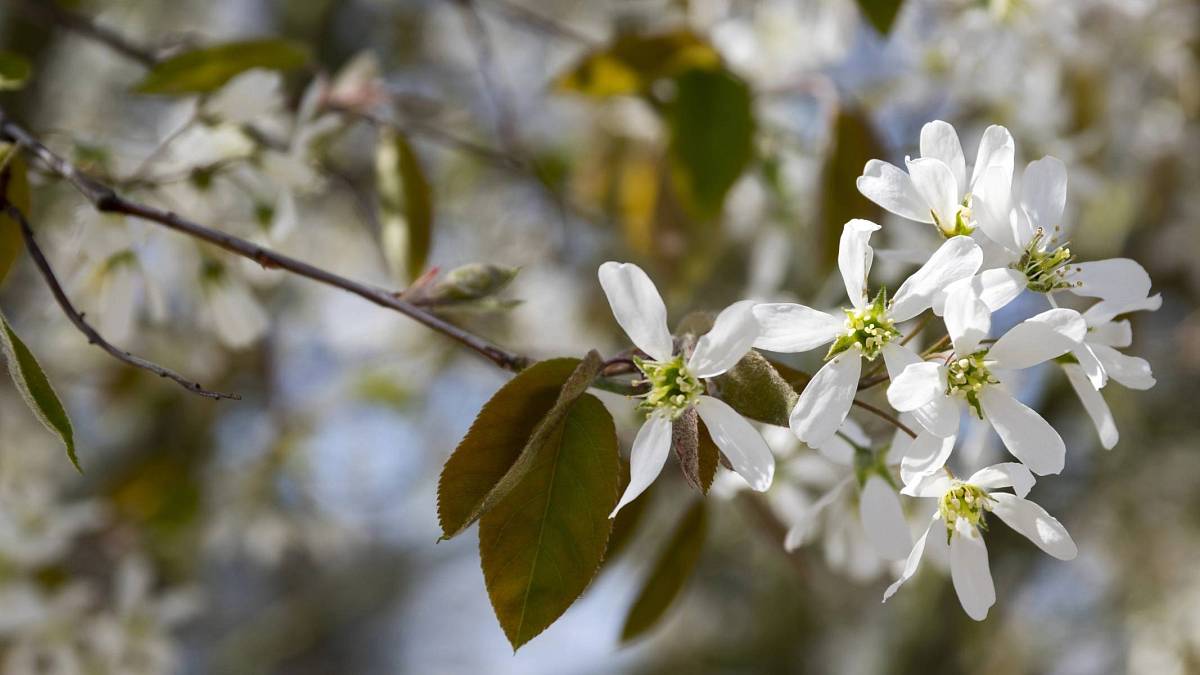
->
[0,110,532,374]
[454,0,523,157]
[2,201,239,400]
[481,0,598,46]
[8,0,160,66]
[851,398,917,439]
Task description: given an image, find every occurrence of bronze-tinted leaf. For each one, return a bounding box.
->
[480,393,619,649]
[620,500,708,642]
[712,350,798,427]
[821,110,884,270]
[696,419,720,493]
[437,353,602,539]
[671,406,703,491]
[0,143,30,286]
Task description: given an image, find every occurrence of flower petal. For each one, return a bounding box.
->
[598,261,674,361]
[1069,258,1152,305]
[610,414,673,518]
[1087,319,1132,349]
[857,159,932,223]
[906,157,960,229]
[901,472,954,498]
[979,386,1065,475]
[912,395,962,438]
[883,515,937,602]
[784,478,851,551]
[860,475,912,561]
[790,351,862,446]
[969,125,1015,191]
[899,432,956,485]
[1091,344,1156,390]
[688,300,759,378]
[695,396,774,491]
[1018,156,1067,230]
[920,120,967,193]
[814,418,868,466]
[891,236,983,322]
[838,219,880,309]
[944,284,992,354]
[1073,343,1108,389]
[989,493,1077,560]
[972,164,1019,253]
[966,462,1035,498]
[940,267,1025,316]
[1063,362,1118,449]
[751,304,841,353]
[1082,293,1162,326]
[988,308,1086,370]
[887,362,944,412]
[950,519,995,621]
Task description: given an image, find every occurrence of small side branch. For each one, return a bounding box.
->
[3,202,239,401]
[8,0,160,66]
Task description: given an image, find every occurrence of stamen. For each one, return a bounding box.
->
[634,355,702,419]
[939,483,994,538]
[945,352,997,418]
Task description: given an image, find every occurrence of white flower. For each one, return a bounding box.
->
[857,121,1015,238]
[599,262,775,516]
[783,419,912,563]
[752,219,982,446]
[200,261,269,349]
[887,286,1087,475]
[1062,293,1160,449]
[883,463,1077,621]
[969,156,1155,306]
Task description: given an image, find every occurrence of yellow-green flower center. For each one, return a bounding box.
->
[1013,228,1079,293]
[939,483,994,536]
[635,355,702,419]
[932,195,975,237]
[946,352,997,418]
[827,288,900,361]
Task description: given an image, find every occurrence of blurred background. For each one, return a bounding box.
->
[0,0,1197,672]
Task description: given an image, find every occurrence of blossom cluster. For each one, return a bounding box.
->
[600,121,1157,620]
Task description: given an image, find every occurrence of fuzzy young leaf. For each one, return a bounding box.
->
[376,129,434,283]
[0,312,78,471]
[621,500,708,642]
[437,353,603,539]
[712,350,798,427]
[555,30,720,97]
[667,68,756,221]
[480,393,619,649]
[134,39,309,95]
[696,420,720,493]
[855,0,905,35]
[0,51,31,91]
[0,143,31,285]
[422,264,519,305]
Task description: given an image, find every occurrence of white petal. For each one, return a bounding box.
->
[920,121,967,193]
[912,395,962,438]
[966,462,1035,499]
[814,419,868,466]
[891,236,983,322]
[1073,343,1108,389]
[989,493,1077,560]
[950,519,995,621]
[969,125,1015,191]
[838,219,880,309]
[598,262,674,361]
[1063,363,1118,449]
[988,308,1086,370]
[899,432,956,485]
[610,414,673,517]
[751,304,841,353]
[906,157,960,229]
[1069,258,1152,305]
[790,351,862,446]
[882,341,922,378]
[979,386,1065,475]
[883,515,937,602]
[887,362,944,412]
[944,284,992,354]
[857,160,932,223]
[901,472,954,498]
[1019,156,1067,230]
[785,479,850,551]
[689,300,759,378]
[1091,344,1156,390]
[1082,293,1162,325]
[940,267,1025,316]
[972,164,1019,253]
[695,396,774,491]
[860,476,912,561]
[1087,319,1132,349]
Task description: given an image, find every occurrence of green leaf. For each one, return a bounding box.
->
[480,393,619,649]
[855,0,905,35]
[821,109,884,269]
[712,350,798,427]
[666,68,756,221]
[555,30,721,98]
[0,143,31,285]
[437,353,603,539]
[376,129,434,283]
[133,39,310,95]
[620,500,708,642]
[0,311,78,471]
[0,51,31,91]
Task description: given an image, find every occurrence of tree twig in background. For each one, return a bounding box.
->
[7,0,161,66]
[1,201,240,400]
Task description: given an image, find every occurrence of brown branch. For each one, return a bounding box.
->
[0,110,532,374]
[8,0,160,66]
[851,398,916,439]
[2,201,239,400]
